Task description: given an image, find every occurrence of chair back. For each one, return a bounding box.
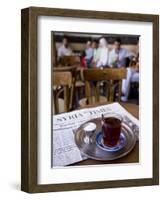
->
[53,66,77,109]
[59,56,80,66]
[53,71,72,114]
[83,68,126,104]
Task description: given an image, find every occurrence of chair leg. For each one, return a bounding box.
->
[53,90,58,114]
[109,80,114,102]
[118,81,122,102]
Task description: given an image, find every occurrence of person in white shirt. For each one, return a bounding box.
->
[109,38,138,102]
[57,37,72,60]
[96,38,109,68]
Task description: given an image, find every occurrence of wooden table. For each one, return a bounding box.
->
[70,102,139,166]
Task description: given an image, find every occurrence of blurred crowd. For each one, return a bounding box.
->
[57,36,139,102]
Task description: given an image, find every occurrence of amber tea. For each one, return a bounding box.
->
[102,114,122,147]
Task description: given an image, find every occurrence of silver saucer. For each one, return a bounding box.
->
[74,118,137,161]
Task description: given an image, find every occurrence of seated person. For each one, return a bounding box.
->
[80,51,87,69]
[85,40,94,68]
[109,38,138,102]
[109,38,135,68]
[57,36,72,60]
[130,58,139,83]
[91,40,101,67]
[121,57,139,102]
[96,38,109,68]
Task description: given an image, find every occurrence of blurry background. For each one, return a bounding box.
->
[53,32,139,55]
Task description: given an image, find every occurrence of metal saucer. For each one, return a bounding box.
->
[74,118,137,161]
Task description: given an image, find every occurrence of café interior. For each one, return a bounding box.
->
[52,32,139,115]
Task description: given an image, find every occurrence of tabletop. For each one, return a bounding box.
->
[69,102,139,166]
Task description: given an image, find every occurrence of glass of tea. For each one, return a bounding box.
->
[101,113,123,147]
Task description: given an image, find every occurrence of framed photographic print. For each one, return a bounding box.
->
[21,7,159,193]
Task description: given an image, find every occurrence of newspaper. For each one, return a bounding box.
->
[52,103,139,167]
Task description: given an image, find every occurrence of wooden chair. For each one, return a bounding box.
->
[53,66,77,110]
[79,68,127,107]
[53,72,72,114]
[59,56,80,66]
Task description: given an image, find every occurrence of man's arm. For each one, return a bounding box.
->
[108,50,117,67]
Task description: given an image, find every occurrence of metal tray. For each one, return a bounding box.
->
[74,118,137,161]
